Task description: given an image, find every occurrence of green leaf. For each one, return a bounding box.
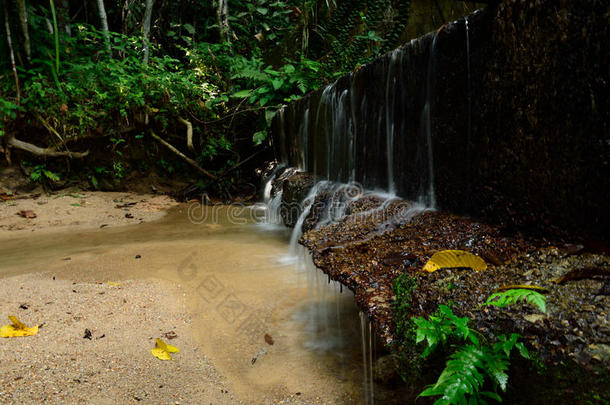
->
[252,131,266,145]
[231,89,253,98]
[271,79,283,90]
[265,110,277,126]
[183,23,195,34]
[256,7,268,15]
[483,289,546,313]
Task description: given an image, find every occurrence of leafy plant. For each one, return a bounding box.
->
[419,333,529,405]
[29,164,60,183]
[414,304,479,358]
[483,289,547,313]
[414,305,530,405]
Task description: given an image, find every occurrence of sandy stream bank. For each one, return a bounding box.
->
[0,192,358,404]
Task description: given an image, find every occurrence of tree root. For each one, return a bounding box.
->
[149,130,216,180]
[6,134,89,158]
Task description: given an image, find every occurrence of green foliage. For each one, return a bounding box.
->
[28,163,60,183]
[483,289,547,313]
[0,0,417,185]
[419,334,529,405]
[393,273,417,343]
[0,98,24,136]
[414,305,530,405]
[414,305,479,358]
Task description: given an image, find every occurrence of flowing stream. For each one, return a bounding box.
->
[0,204,403,404]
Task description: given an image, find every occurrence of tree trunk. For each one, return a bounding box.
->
[16,0,31,63]
[142,0,155,64]
[217,0,233,50]
[2,0,20,105]
[96,0,111,57]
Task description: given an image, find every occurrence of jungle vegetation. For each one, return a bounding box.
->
[0,0,481,194]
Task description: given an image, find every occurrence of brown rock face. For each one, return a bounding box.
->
[280,172,314,227]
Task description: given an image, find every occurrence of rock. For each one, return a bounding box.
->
[280,172,314,227]
[373,354,401,386]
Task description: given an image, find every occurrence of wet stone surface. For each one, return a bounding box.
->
[297,195,609,372]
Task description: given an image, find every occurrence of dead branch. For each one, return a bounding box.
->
[178,116,194,153]
[6,134,89,158]
[149,130,216,180]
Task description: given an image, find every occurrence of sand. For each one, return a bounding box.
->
[0,193,349,404]
[0,189,177,235]
[0,275,238,404]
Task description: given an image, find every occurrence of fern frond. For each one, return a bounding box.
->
[419,344,487,404]
[230,68,270,83]
[483,289,546,313]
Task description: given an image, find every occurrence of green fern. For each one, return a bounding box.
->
[419,334,529,405]
[483,289,546,313]
[413,305,478,358]
[414,305,531,404]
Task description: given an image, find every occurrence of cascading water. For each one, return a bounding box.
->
[386,49,401,195]
[465,16,472,164]
[419,32,438,208]
[360,312,375,405]
[266,21,459,405]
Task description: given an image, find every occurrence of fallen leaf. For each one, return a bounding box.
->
[0,316,39,338]
[151,338,180,360]
[422,250,487,272]
[17,210,37,219]
[524,314,545,323]
[497,284,549,293]
[107,281,121,286]
[556,266,610,284]
[264,333,274,345]
[163,331,178,340]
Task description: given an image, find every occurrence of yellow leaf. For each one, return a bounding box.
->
[107,281,121,286]
[151,338,179,360]
[0,316,39,338]
[422,250,487,272]
[496,284,549,293]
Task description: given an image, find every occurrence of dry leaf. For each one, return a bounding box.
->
[17,210,37,219]
[264,333,274,345]
[0,316,39,338]
[423,250,487,272]
[151,338,180,360]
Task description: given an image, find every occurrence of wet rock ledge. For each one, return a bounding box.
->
[271,171,610,395]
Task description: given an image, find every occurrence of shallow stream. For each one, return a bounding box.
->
[0,204,400,404]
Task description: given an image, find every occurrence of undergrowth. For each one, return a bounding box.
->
[393,276,548,405]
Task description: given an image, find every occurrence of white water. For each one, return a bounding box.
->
[419,32,438,208]
[386,49,401,195]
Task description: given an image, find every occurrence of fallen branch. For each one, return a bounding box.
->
[34,112,64,144]
[149,130,216,180]
[178,116,194,153]
[6,134,89,158]
[219,147,269,177]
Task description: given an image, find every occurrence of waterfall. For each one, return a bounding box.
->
[419,32,438,208]
[360,312,374,405]
[385,49,401,195]
[465,16,473,196]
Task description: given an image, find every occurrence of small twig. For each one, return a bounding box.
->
[34,113,65,145]
[219,147,269,177]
